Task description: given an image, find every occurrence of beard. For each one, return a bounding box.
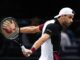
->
[62,22,71,28]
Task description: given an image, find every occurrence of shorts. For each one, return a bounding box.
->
[54,51,60,60]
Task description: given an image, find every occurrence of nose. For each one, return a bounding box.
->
[70,19,73,23]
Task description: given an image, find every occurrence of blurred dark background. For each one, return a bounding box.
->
[0,0,80,60]
[0,0,79,19]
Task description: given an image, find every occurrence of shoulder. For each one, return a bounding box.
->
[42,19,56,32]
[39,24,44,31]
[44,19,55,27]
[45,19,55,24]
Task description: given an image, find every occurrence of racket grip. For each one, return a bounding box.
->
[21,45,26,52]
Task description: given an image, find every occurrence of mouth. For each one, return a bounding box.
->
[63,23,71,28]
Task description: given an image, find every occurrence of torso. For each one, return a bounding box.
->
[39,19,62,60]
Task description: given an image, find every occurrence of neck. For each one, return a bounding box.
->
[57,18,66,29]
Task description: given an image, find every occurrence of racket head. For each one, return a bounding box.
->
[0,17,19,40]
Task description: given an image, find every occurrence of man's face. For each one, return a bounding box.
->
[62,15,74,27]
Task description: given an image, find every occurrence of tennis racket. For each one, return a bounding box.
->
[0,17,26,51]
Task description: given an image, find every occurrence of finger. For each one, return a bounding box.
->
[3,22,10,27]
[2,24,7,28]
[27,54,31,57]
[2,24,9,29]
[2,23,10,29]
[2,20,14,28]
[22,51,31,57]
[12,20,15,23]
[4,20,11,25]
[22,51,30,57]
[24,53,31,57]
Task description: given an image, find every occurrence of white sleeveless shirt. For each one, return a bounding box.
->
[39,20,55,60]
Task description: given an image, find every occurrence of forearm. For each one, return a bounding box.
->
[20,26,40,33]
[31,34,50,50]
[22,33,50,57]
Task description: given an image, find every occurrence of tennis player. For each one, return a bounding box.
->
[22,7,75,60]
[3,7,75,60]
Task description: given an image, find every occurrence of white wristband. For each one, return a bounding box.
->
[21,45,26,52]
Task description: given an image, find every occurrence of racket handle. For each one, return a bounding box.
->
[21,45,26,51]
[21,45,31,57]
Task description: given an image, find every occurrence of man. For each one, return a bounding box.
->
[21,7,75,60]
[2,7,74,60]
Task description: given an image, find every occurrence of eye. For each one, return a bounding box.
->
[68,16,73,19]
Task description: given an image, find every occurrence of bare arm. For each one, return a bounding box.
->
[32,33,50,50]
[2,21,43,34]
[20,26,40,33]
[22,33,50,57]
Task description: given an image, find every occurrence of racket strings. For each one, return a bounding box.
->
[0,17,19,40]
[0,17,24,47]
